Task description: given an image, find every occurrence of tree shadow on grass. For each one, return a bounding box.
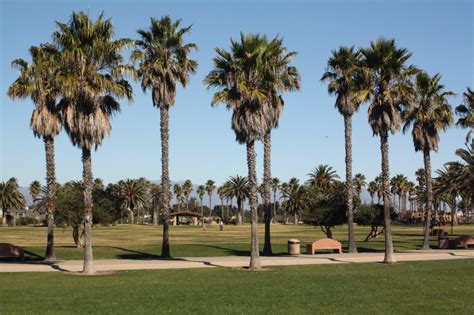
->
[193,244,250,256]
[112,247,162,260]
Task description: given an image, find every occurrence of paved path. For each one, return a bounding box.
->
[1,250,473,273]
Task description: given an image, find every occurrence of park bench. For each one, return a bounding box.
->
[455,235,474,248]
[0,243,24,260]
[306,238,342,255]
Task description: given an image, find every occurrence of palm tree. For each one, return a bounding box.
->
[0,179,26,226]
[361,38,416,263]
[271,177,280,222]
[29,180,41,224]
[402,71,453,249]
[217,186,226,221]
[205,33,275,270]
[449,146,474,215]
[434,163,462,234]
[282,184,307,225]
[222,176,250,225]
[353,173,366,201]
[8,44,62,261]
[54,12,133,274]
[132,16,198,258]
[173,184,183,211]
[259,38,300,256]
[197,185,206,226]
[120,179,149,224]
[322,46,365,253]
[150,183,162,225]
[182,180,193,211]
[367,181,377,205]
[205,180,216,220]
[306,164,340,192]
[455,87,473,144]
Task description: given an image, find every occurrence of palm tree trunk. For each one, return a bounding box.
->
[247,141,261,270]
[160,107,171,258]
[82,147,95,274]
[294,213,298,225]
[262,132,273,256]
[380,134,395,263]
[421,148,433,250]
[44,136,56,261]
[344,115,357,253]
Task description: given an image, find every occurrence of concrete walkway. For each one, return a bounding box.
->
[1,249,473,273]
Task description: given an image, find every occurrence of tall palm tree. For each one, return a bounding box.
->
[132,16,198,258]
[259,38,300,256]
[150,183,162,225]
[8,44,61,260]
[271,177,280,221]
[449,146,474,214]
[205,180,216,220]
[322,46,365,253]
[205,33,274,270]
[0,179,26,226]
[455,87,473,144]
[182,180,193,211]
[197,185,206,226]
[361,38,416,263]
[173,183,183,211]
[222,175,250,225]
[306,164,340,192]
[54,12,133,274]
[403,71,453,249]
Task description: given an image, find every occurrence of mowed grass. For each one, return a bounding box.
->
[1,224,474,260]
[1,259,473,314]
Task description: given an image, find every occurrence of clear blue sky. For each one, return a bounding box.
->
[1,0,473,188]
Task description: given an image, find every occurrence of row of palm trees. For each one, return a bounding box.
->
[6,11,473,273]
[320,40,472,262]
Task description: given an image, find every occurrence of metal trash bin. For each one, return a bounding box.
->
[288,239,300,255]
[438,236,449,249]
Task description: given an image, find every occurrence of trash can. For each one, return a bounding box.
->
[288,239,300,255]
[438,236,449,249]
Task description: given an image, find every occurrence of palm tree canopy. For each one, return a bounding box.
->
[306,164,340,191]
[205,33,276,144]
[54,11,133,150]
[455,87,474,142]
[0,179,26,211]
[222,175,250,203]
[118,179,149,211]
[321,46,367,116]
[205,180,216,195]
[402,71,453,152]
[132,16,198,109]
[196,185,206,200]
[353,173,367,194]
[361,38,417,137]
[8,44,62,139]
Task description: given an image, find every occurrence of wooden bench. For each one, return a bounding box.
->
[0,243,24,260]
[306,238,342,255]
[455,235,474,248]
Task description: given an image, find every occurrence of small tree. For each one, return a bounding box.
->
[303,184,347,239]
[355,204,398,241]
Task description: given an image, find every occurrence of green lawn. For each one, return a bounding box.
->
[1,259,473,314]
[1,224,473,260]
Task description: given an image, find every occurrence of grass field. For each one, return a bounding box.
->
[1,224,473,260]
[1,259,473,314]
